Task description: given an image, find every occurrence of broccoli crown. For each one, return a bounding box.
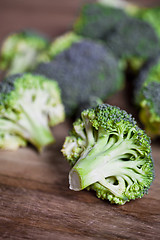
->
[62,104,154,205]
[48,32,82,59]
[35,39,124,116]
[135,7,160,42]
[0,29,49,75]
[0,73,65,151]
[74,3,128,39]
[104,17,159,59]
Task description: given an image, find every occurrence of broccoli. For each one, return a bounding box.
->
[0,73,65,151]
[73,3,159,72]
[74,3,128,40]
[35,39,124,116]
[62,104,154,205]
[134,54,160,138]
[0,29,49,75]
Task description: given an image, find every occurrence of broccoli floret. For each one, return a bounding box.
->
[62,104,154,205]
[74,3,159,73]
[134,54,160,138]
[0,73,65,151]
[35,39,124,116]
[0,29,49,75]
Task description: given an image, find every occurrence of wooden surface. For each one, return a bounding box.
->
[0,1,160,239]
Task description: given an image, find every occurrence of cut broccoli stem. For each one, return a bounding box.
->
[0,103,54,151]
[18,103,54,151]
[7,48,37,75]
[69,135,144,197]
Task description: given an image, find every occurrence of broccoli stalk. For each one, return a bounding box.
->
[70,130,145,194]
[0,92,54,150]
[0,131,26,150]
[0,110,53,151]
[62,104,154,205]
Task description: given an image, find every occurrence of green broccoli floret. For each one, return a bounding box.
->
[62,104,154,205]
[0,73,65,151]
[134,54,160,138]
[0,29,49,75]
[73,3,159,73]
[35,39,124,116]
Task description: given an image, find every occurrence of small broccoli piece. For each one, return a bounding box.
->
[35,39,124,116]
[0,73,65,151]
[0,29,49,75]
[74,3,128,40]
[48,32,82,59]
[62,104,154,205]
[134,54,160,138]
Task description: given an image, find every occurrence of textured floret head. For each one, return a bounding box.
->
[35,39,124,116]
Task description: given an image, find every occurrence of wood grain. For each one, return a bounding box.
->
[0,0,160,239]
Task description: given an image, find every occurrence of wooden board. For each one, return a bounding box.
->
[0,1,160,239]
